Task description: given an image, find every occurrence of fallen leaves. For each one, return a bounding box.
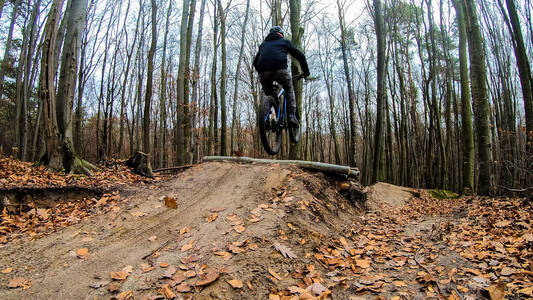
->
[227,278,243,289]
[210,207,226,213]
[234,224,245,233]
[193,270,219,286]
[139,263,154,273]
[159,284,176,299]
[179,226,191,235]
[392,280,408,287]
[207,213,218,223]
[110,271,129,281]
[130,211,146,217]
[214,251,232,260]
[163,196,178,209]
[163,266,176,278]
[181,239,195,252]
[110,266,133,281]
[487,282,506,300]
[175,282,191,292]
[268,268,282,281]
[273,242,297,259]
[355,259,371,268]
[1,267,13,274]
[8,277,31,289]
[500,267,515,276]
[76,248,89,258]
[117,290,133,300]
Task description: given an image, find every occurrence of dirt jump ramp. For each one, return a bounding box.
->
[0,161,363,299]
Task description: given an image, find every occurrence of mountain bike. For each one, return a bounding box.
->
[258,73,303,155]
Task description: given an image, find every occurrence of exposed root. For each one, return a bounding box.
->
[71,156,100,176]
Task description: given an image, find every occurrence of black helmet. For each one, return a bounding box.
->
[269,26,284,36]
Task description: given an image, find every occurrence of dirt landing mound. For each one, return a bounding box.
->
[0,161,362,299]
[365,182,415,210]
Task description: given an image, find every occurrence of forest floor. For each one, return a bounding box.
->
[0,157,531,300]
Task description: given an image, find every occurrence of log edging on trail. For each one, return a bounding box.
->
[153,165,194,173]
[202,156,360,179]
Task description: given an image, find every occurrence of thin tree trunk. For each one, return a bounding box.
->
[143,0,157,155]
[0,0,21,101]
[176,0,190,165]
[183,0,197,163]
[372,0,386,183]
[217,0,227,156]
[231,0,250,154]
[288,0,303,159]
[159,0,172,167]
[336,0,357,166]
[15,5,29,161]
[191,0,207,163]
[500,0,533,156]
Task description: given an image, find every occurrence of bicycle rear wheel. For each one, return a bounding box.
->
[259,96,282,155]
[289,105,301,143]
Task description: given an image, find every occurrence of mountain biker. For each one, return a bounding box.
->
[253,26,310,128]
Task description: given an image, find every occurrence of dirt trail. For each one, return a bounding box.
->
[1,162,531,299]
[0,161,360,299]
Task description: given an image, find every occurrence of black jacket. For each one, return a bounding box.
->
[253,32,310,76]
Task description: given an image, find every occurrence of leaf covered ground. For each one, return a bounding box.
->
[0,158,531,299]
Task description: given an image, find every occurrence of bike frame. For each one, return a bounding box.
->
[264,84,287,127]
[262,73,302,129]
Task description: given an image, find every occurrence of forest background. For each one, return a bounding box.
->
[0,0,531,195]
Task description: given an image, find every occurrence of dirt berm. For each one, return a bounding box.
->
[0,161,369,299]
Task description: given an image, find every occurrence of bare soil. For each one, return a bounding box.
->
[1,162,530,299]
[0,161,360,299]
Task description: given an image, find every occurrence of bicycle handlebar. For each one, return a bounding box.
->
[292,74,305,80]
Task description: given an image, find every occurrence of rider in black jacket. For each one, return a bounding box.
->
[253,26,310,128]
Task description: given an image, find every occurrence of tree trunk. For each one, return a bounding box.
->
[183,0,197,163]
[289,0,303,160]
[55,0,97,174]
[217,0,227,156]
[464,0,493,195]
[0,0,20,101]
[40,0,64,170]
[159,0,172,168]
[15,6,29,161]
[231,0,250,155]
[191,0,207,163]
[143,0,157,155]
[208,1,218,157]
[0,0,6,20]
[336,0,357,167]
[452,0,474,193]
[372,0,386,183]
[501,0,533,155]
[176,0,190,165]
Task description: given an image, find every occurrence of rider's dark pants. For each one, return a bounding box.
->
[258,69,296,114]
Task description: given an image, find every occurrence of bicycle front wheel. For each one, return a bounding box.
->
[289,105,301,143]
[259,96,282,155]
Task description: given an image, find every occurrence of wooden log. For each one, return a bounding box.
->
[202,156,360,179]
[153,165,194,174]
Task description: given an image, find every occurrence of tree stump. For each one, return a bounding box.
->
[127,151,153,177]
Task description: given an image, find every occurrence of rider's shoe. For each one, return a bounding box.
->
[288,113,300,128]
